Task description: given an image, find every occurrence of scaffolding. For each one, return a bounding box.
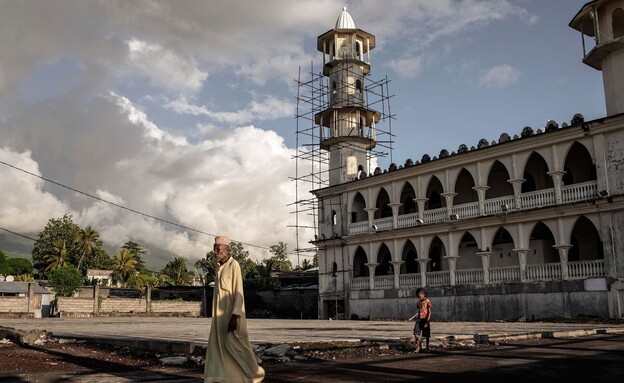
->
[290,61,395,266]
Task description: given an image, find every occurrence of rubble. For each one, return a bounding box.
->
[158,356,187,365]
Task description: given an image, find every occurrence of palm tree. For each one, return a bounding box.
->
[44,240,70,271]
[160,257,195,286]
[75,226,100,270]
[110,249,138,288]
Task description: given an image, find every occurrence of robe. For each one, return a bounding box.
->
[204,257,265,383]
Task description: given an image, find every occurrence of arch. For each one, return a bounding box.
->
[353,246,369,277]
[399,182,417,215]
[358,117,365,136]
[489,227,517,268]
[454,168,478,204]
[428,236,447,272]
[613,8,624,38]
[355,41,362,60]
[563,142,597,185]
[350,192,367,223]
[425,176,445,210]
[522,152,553,193]
[331,261,338,277]
[486,160,514,198]
[375,187,392,219]
[569,216,604,261]
[355,79,362,93]
[331,210,337,226]
[456,232,481,270]
[401,240,419,274]
[529,222,558,264]
[375,243,393,276]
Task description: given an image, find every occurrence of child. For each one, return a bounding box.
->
[413,288,432,352]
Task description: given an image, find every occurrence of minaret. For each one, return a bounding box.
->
[570,0,624,116]
[316,7,381,186]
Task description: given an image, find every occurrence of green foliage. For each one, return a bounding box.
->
[74,226,102,271]
[0,251,11,275]
[7,258,33,275]
[300,259,314,271]
[268,242,292,272]
[48,265,84,297]
[14,273,34,282]
[32,215,82,275]
[89,248,113,270]
[121,241,147,271]
[196,242,256,284]
[111,249,138,288]
[44,240,71,271]
[159,257,195,286]
[312,251,319,268]
[255,258,277,289]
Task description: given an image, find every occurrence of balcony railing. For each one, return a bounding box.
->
[489,266,521,284]
[526,262,561,281]
[426,271,450,286]
[374,275,395,289]
[455,269,484,285]
[399,273,420,287]
[568,259,605,279]
[351,276,369,290]
[561,181,598,203]
[348,181,598,235]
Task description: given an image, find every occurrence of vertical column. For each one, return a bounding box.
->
[514,249,530,282]
[93,284,100,315]
[391,239,403,288]
[548,170,566,204]
[389,203,402,228]
[417,259,429,288]
[27,282,35,314]
[508,179,525,209]
[364,207,377,231]
[441,192,457,217]
[477,251,492,284]
[146,283,152,314]
[366,263,378,290]
[415,198,428,222]
[444,256,459,286]
[554,245,572,280]
[473,186,490,216]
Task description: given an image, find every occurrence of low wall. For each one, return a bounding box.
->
[348,279,611,321]
[151,301,202,315]
[257,288,318,319]
[57,298,93,315]
[0,297,29,313]
[101,298,146,313]
[57,297,201,317]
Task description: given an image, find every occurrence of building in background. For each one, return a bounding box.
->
[311,1,624,320]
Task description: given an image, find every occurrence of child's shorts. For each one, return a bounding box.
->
[413,319,431,338]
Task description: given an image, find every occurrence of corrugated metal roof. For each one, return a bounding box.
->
[0,282,50,294]
[335,7,356,29]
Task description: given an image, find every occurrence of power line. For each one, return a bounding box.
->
[0,159,292,254]
[0,226,37,242]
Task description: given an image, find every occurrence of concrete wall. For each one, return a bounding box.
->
[0,297,29,313]
[57,298,93,314]
[57,297,201,317]
[151,301,202,315]
[257,289,318,319]
[100,298,146,313]
[349,279,611,321]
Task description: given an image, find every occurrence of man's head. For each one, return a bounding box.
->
[214,236,231,264]
[416,288,427,300]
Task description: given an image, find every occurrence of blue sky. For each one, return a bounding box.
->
[0,0,607,266]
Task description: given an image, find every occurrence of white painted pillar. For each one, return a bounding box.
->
[366,263,378,290]
[477,252,493,284]
[473,186,490,216]
[554,245,572,280]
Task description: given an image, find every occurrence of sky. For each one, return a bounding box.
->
[0,0,607,268]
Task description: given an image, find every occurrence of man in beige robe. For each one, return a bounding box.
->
[204,236,265,383]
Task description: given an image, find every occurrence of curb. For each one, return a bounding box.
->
[441,327,624,344]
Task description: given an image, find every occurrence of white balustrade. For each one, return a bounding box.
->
[484,195,516,215]
[351,277,370,290]
[455,269,484,285]
[374,275,395,289]
[452,202,480,220]
[567,259,605,279]
[561,181,598,203]
[526,263,561,281]
[520,188,556,210]
[399,273,421,288]
[348,221,369,235]
[426,271,450,286]
[397,212,420,229]
[423,207,448,224]
[489,266,521,283]
[372,217,394,231]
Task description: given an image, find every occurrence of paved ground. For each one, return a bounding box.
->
[2,317,624,344]
[1,334,623,382]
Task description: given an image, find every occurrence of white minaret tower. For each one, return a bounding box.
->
[570,0,624,116]
[316,7,381,186]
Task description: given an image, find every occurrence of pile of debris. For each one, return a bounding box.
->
[0,326,53,346]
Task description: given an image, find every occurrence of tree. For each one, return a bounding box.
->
[268,242,292,272]
[89,248,113,270]
[195,242,256,284]
[110,249,138,288]
[160,257,195,286]
[32,215,82,276]
[0,251,11,275]
[300,259,313,271]
[121,241,147,271]
[75,226,101,271]
[312,251,319,268]
[7,258,33,275]
[48,265,84,297]
[44,240,71,271]
[255,259,276,289]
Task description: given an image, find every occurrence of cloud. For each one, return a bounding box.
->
[388,56,425,79]
[165,96,295,125]
[477,64,521,88]
[126,39,207,93]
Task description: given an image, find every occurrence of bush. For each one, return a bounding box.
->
[48,265,84,297]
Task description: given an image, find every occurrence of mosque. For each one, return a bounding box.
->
[312,1,624,320]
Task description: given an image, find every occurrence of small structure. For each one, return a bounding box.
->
[0,282,52,318]
[86,269,113,286]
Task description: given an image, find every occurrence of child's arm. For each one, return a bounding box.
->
[408,313,418,321]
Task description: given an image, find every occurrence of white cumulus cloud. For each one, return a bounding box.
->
[478,64,521,88]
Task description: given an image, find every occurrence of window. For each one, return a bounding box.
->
[332,262,338,277]
[332,210,337,226]
[355,41,361,60]
[613,8,624,38]
[355,79,362,93]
